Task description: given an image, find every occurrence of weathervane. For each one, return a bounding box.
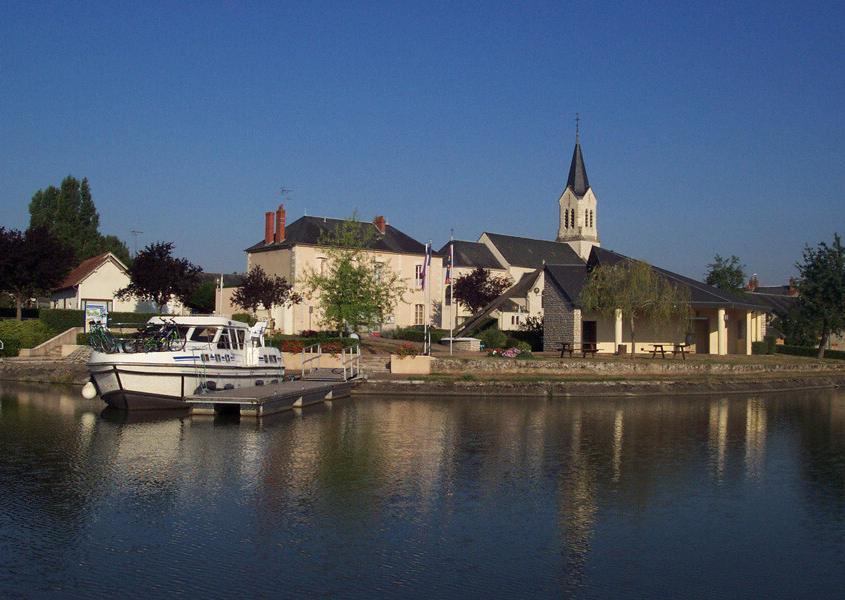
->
[575,112,580,143]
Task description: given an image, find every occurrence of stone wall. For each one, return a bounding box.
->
[542,283,580,352]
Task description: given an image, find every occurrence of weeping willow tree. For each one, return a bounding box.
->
[579,260,690,352]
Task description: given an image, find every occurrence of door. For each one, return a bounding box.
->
[694,319,710,354]
[582,321,597,347]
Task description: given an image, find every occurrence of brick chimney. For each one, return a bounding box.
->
[264,211,274,245]
[373,215,386,234]
[746,273,759,291]
[274,204,286,243]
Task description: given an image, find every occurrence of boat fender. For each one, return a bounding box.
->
[81,381,97,400]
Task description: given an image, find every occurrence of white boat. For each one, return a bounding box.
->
[86,316,284,410]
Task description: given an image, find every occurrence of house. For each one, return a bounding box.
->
[543,246,770,355]
[51,252,181,315]
[220,206,443,333]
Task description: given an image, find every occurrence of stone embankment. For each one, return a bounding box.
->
[0,347,91,385]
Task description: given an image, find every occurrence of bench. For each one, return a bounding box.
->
[647,343,687,360]
[557,342,599,358]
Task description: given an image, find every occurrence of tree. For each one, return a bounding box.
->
[0,226,75,320]
[29,175,131,266]
[186,279,217,314]
[453,268,513,314]
[705,254,746,291]
[794,234,845,358]
[579,260,690,352]
[300,216,406,332]
[232,266,301,317]
[117,242,202,313]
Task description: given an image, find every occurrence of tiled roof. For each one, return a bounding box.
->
[55,253,124,291]
[586,247,770,311]
[246,216,430,256]
[437,240,504,269]
[482,232,584,269]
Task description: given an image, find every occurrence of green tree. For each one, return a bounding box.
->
[29,175,131,265]
[117,242,202,313]
[232,265,301,317]
[579,260,690,352]
[0,226,75,320]
[300,216,406,332]
[186,279,218,314]
[705,254,746,291]
[795,234,845,358]
[453,267,513,314]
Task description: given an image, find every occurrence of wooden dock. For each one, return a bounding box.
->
[185,379,356,418]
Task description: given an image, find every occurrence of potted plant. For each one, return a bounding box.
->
[390,342,433,375]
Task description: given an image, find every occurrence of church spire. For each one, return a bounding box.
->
[566,118,590,197]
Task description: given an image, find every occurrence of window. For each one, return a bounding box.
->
[564,210,569,229]
[585,208,589,225]
[511,315,520,326]
[414,304,424,325]
[217,329,232,349]
[236,329,246,348]
[571,208,575,227]
[590,210,594,228]
[190,326,219,343]
[415,265,424,288]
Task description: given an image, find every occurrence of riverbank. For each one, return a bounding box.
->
[3,352,844,397]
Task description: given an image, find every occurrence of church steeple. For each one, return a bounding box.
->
[556,118,600,260]
[566,140,590,197]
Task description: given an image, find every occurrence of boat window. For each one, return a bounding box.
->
[236,329,246,348]
[190,326,219,343]
[217,329,232,349]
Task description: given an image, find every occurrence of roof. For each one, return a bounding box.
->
[55,253,127,291]
[482,232,585,269]
[566,141,590,196]
[544,264,590,307]
[586,247,770,311]
[437,240,504,269]
[455,269,542,336]
[754,285,793,296]
[246,216,430,256]
[750,289,797,316]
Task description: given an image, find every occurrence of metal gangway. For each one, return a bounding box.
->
[301,343,361,381]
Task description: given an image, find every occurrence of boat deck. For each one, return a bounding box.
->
[185,379,356,417]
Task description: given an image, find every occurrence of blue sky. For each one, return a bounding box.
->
[2,1,843,283]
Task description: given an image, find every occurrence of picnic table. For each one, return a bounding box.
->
[558,342,599,358]
[648,343,688,360]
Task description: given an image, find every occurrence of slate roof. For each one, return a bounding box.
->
[544,264,590,307]
[482,232,584,269]
[55,253,126,291]
[437,240,504,269]
[246,216,430,255]
[566,141,590,196]
[750,289,796,317]
[455,269,542,336]
[586,247,770,311]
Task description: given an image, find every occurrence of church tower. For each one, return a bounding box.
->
[556,126,600,261]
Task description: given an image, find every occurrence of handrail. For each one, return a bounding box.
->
[301,343,322,378]
[340,344,361,380]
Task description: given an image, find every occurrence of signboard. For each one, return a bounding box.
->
[84,302,109,332]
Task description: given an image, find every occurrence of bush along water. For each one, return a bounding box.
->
[0,320,56,357]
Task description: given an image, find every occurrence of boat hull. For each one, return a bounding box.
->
[89,359,285,410]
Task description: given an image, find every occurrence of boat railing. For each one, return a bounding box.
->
[340,344,361,380]
[301,343,322,378]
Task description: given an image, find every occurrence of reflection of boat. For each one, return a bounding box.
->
[99,407,191,424]
[87,316,284,410]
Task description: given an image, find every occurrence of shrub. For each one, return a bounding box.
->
[109,311,158,326]
[479,328,507,349]
[279,339,305,353]
[393,327,448,343]
[39,308,84,332]
[505,336,521,348]
[765,336,777,355]
[321,341,343,354]
[777,345,845,360]
[751,341,767,355]
[506,329,543,351]
[232,313,257,326]
[395,342,419,357]
[0,319,56,356]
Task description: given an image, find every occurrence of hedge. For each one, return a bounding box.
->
[777,345,845,360]
[0,320,56,357]
[0,308,39,320]
[39,309,85,331]
[392,327,449,343]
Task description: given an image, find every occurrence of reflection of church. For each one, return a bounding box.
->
[451,129,769,355]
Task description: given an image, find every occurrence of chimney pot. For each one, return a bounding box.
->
[264,212,274,245]
[373,215,386,234]
[275,204,286,243]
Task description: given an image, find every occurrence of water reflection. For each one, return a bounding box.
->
[1,382,845,597]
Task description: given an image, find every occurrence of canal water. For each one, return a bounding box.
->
[1,381,844,598]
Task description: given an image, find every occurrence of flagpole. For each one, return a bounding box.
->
[424,241,431,355]
[449,233,454,356]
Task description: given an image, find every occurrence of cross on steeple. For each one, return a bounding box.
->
[575,112,580,142]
